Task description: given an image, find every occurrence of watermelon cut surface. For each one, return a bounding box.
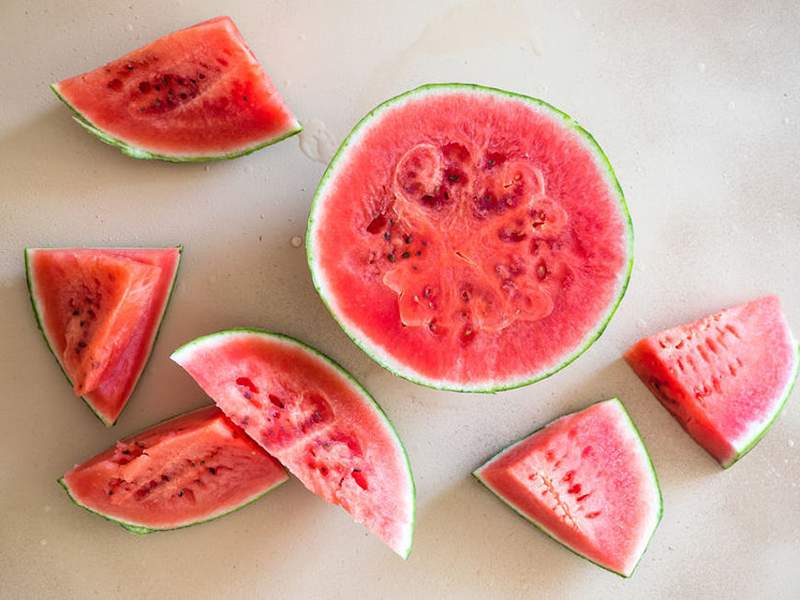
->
[52,16,301,161]
[26,247,181,425]
[474,399,661,577]
[171,329,415,558]
[60,405,288,533]
[307,83,632,392]
[625,296,799,468]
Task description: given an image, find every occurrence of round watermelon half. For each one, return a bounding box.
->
[51,16,301,162]
[60,405,288,534]
[474,399,662,578]
[171,329,415,558]
[307,83,633,392]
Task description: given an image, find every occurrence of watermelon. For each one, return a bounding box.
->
[625,296,799,468]
[171,329,415,558]
[25,247,181,426]
[307,83,632,391]
[60,405,288,533]
[52,16,301,161]
[474,399,661,577]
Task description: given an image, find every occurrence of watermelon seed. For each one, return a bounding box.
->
[208,467,217,475]
[585,511,601,519]
[352,469,369,490]
[401,252,411,259]
[268,394,284,409]
[562,470,575,483]
[387,253,396,262]
[576,493,591,502]
[107,78,123,91]
[568,483,582,495]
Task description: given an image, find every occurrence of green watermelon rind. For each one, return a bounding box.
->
[57,405,289,534]
[472,398,662,578]
[50,84,302,163]
[170,328,417,559]
[306,82,634,393]
[24,246,183,427]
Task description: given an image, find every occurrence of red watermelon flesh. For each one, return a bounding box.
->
[171,330,415,558]
[474,399,662,577]
[625,296,799,467]
[307,84,632,391]
[26,247,181,425]
[52,16,301,161]
[60,406,288,533]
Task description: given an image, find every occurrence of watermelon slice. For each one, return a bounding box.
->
[52,16,301,161]
[625,296,799,468]
[171,329,415,558]
[474,399,662,577]
[307,83,632,392]
[25,247,181,425]
[60,405,288,533]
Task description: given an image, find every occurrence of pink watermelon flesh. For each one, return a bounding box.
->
[60,406,288,532]
[52,16,300,160]
[474,399,661,577]
[308,84,631,391]
[26,247,181,425]
[171,330,415,558]
[625,296,799,467]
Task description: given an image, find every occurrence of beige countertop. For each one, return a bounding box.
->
[1,1,798,598]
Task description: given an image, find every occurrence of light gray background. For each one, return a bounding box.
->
[1,1,798,598]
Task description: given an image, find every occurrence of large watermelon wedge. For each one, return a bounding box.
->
[307,83,632,392]
[625,296,799,468]
[474,399,662,577]
[52,16,301,161]
[60,405,288,533]
[25,247,181,425]
[171,329,415,558]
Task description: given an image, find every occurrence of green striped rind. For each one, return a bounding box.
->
[170,328,416,559]
[24,246,183,426]
[725,340,800,468]
[51,84,302,163]
[473,398,662,578]
[306,82,633,392]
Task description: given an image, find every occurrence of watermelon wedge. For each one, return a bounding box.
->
[474,399,662,577]
[307,83,632,392]
[171,329,415,558]
[25,247,181,425]
[60,405,288,533]
[52,16,301,161]
[625,296,799,468]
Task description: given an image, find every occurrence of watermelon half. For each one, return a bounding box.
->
[25,247,181,426]
[60,405,288,533]
[171,329,415,558]
[52,16,301,161]
[307,83,632,392]
[474,399,662,577]
[625,296,799,468]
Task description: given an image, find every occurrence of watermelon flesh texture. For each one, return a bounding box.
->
[474,399,662,577]
[625,296,799,467]
[52,16,301,161]
[26,247,181,425]
[171,330,415,558]
[308,84,632,391]
[60,406,288,533]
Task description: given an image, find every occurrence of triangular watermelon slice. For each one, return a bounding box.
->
[52,16,301,161]
[171,329,415,558]
[474,399,662,578]
[625,296,799,468]
[26,247,181,425]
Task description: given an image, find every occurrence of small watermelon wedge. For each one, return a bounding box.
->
[25,247,181,425]
[474,399,662,578]
[60,405,288,533]
[625,296,799,468]
[171,329,415,558]
[52,16,301,161]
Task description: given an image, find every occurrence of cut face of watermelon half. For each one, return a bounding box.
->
[60,405,288,533]
[307,83,632,392]
[625,296,799,468]
[52,16,301,161]
[171,329,415,558]
[25,247,181,425]
[474,399,662,578]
